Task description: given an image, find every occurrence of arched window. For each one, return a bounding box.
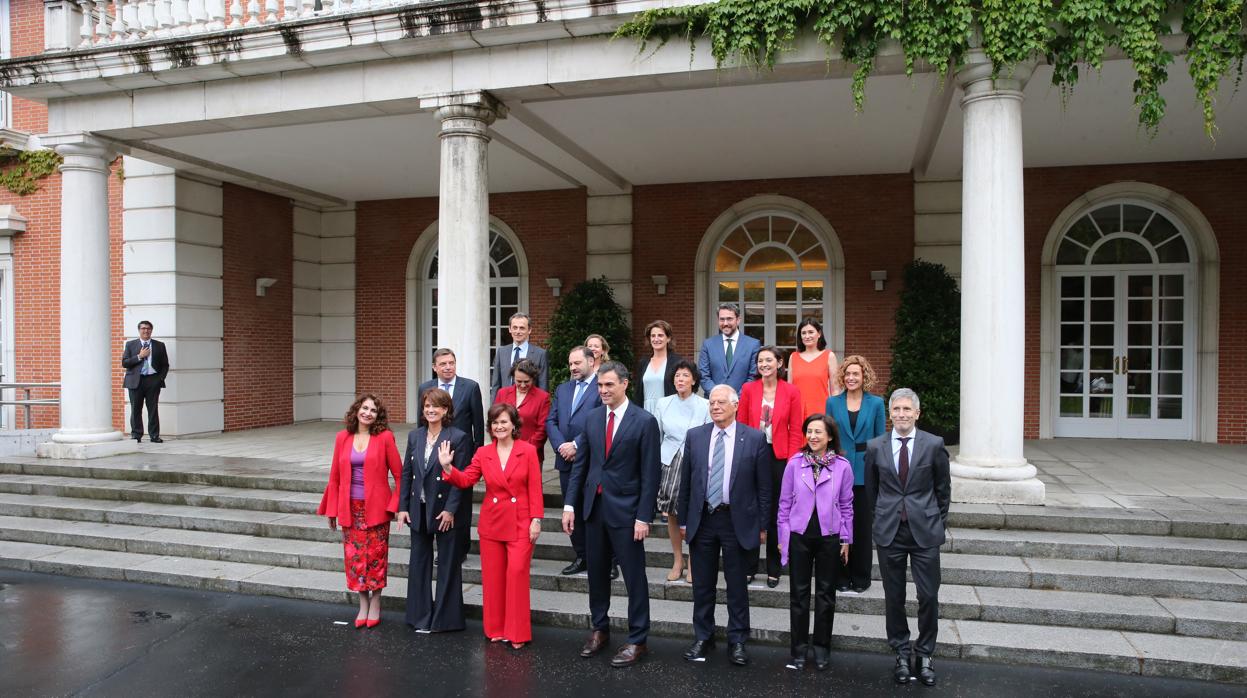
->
[423,228,522,364]
[1055,203,1191,266]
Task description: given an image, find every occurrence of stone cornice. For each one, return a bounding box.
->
[0,0,685,100]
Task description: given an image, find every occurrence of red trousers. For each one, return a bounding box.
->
[478,537,534,643]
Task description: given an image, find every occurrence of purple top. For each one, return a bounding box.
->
[776,452,854,566]
[349,445,367,500]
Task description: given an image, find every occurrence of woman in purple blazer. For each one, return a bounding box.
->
[776,413,853,672]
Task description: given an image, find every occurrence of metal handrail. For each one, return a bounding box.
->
[0,382,61,429]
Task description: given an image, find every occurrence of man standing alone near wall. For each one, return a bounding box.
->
[121,320,169,443]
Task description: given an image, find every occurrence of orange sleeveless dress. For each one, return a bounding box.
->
[789,349,832,419]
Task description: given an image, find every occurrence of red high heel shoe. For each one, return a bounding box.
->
[366,618,381,628]
[355,617,367,628]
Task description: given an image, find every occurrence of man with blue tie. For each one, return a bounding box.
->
[678,385,771,666]
[490,312,549,401]
[546,346,603,575]
[417,348,486,561]
[562,361,661,668]
[121,320,169,443]
[697,303,761,396]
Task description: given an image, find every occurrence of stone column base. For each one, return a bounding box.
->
[37,438,137,460]
[951,473,1046,505]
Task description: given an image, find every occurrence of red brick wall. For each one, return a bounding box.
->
[10,0,49,131]
[354,188,587,422]
[221,183,293,430]
[632,175,914,392]
[1023,159,1247,443]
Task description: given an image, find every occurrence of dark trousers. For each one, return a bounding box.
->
[690,505,751,644]
[584,496,649,644]
[559,469,586,558]
[842,485,873,589]
[405,503,466,631]
[789,517,840,657]
[128,374,162,439]
[877,520,941,658]
[746,455,786,577]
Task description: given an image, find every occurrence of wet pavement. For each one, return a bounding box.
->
[1,571,1240,698]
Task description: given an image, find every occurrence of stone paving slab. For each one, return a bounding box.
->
[1155,597,1247,642]
[972,586,1175,634]
[1102,533,1247,568]
[1023,558,1247,602]
[954,619,1141,674]
[1123,632,1247,682]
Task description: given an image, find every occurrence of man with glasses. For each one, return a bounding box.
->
[121,321,169,443]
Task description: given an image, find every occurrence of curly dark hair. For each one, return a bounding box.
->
[344,393,390,436]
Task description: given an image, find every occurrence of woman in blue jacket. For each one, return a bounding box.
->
[824,355,885,593]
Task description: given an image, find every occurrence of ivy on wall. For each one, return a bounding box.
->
[0,147,63,196]
[616,0,1246,136]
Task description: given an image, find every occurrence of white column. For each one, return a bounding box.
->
[428,92,503,394]
[951,51,1044,504]
[38,134,134,458]
[586,190,634,319]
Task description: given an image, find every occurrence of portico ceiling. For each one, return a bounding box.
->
[139,56,1246,204]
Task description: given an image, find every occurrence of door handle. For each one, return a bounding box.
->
[1122,356,1128,374]
[1113,356,1121,375]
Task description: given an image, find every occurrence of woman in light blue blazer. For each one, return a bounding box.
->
[824,354,885,594]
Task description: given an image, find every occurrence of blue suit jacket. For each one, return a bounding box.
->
[825,391,886,485]
[417,377,485,453]
[564,403,662,528]
[678,422,772,550]
[697,333,761,395]
[545,376,603,473]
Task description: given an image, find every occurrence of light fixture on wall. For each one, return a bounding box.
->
[256,277,278,297]
[546,278,563,297]
[870,270,888,291]
[652,275,668,295]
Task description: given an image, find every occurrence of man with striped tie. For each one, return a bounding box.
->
[121,320,169,443]
[677,384,772,666]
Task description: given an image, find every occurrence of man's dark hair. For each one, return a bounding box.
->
[137,321,153,330]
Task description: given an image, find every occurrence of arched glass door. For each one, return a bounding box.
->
[711,213,831,354]
[1053,202,1194,439]
[423,229,522,370]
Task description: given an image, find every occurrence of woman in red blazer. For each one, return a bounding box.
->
[440,402,543,648]
[317,393,403,627]
[737,346,806,587]
[492,358,550,466]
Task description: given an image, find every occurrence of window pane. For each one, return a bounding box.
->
[1158,372,1183,396]
[1127,275,1154,298]
[1091,204,1122,235]
[495,254,518,278]
[1127,397,1151,418]
[1127,323,1152,346]
[1061,276,1085,297]
[1156,238,1190,263]
[743,245,797,272]
[1061,300,1084,322]
[1128,299,1152,322]
[1065,216,1101,248]
[715,246,743,272]
[1089,396,1113,417]
[1160,275,1184,296]
[1160,323,1183,346]
[1060,395,1083,417]
[718,281,739,304]
[722,228,751,257]
[1141,212,1180,248]
[802,280,824,303]
[1090,276,1113,297]
[1122,205,1154,234]
[1159,298,1183,322]
[1159,348,1182,370]
[1090,373,1113,394]
[1091,238,1152,264]
[1126,372,1150,395]
[428,255,439,279]
[743,217,770,244]
[499,286,518,306]
[1060,372,1083,394]
[1090,323,1114,346]
[1060,324,1084,346]
[1127,347,1152,371]
[1157,397,1182,419]
[1056,241,1087,265]
[1061,349,1084,370]
[1089,348,1114,371]
[1090,300,1114,322]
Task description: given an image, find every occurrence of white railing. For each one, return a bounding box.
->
[50,0,409,49]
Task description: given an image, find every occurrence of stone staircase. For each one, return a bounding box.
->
[0,456,1246,683]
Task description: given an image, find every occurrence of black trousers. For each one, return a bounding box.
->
[128,374,162,439]
[745,455,786,577]
[559,469,586,558]
[789,517,840,657]
[877,520,941,658]
[842,485,873,589]
[584,496,649,644]
[690,505,751,644]
[405,503,466,631]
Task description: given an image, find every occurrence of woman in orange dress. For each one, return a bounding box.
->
[788,317,840,419]
[317,393,403,628]
[492,358,551,466]
[439,403,543,648]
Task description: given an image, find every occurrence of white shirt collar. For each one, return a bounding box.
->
[717,420,737,438]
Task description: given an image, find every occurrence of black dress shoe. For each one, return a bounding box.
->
[917,656,936,686]
[728,642,749,666]
[785,656,806,671]
[682,639,714,662]
[580,630,609,658]
[836,583,852,593]
[133,435,142,442]
[813,645,831,671]
[766,576,780,588]
[150,437,163,443]
[562,558,587,575]
[610,564,620,580]
[894,654,913,684]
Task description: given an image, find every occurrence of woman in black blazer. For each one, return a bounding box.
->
[635,319,683,409]
[397,387,472,632]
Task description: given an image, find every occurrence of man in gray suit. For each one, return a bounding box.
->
[490,312,549,400]
[864,388,951,687]
[121,320,169,443]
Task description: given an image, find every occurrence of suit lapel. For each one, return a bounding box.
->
[423,429,449,475]
[727,428,747,497]
[606,407,637,465]
[570,377,597,417]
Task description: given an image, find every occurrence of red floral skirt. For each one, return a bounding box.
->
[342,499,390,592]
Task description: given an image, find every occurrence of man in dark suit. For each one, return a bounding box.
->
[490,312,549,401]
[696,303,760,395]
[417,348,485,562]
[121,320,169,443]
[561,361,661,668]
[864,388,951,687]
[546,345,602,575]
[678,384,771,666]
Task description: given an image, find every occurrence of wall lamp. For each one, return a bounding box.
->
[546,278,563,297]
[652,275,669,295]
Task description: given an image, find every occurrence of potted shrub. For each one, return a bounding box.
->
[545,277,634,389]
[887,260,960,444]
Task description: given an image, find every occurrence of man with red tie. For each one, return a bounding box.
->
[864,388,951,687]
[561,361,661,667]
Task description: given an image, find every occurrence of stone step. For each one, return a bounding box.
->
[3,491,1246,603]
[1,513,1245,642]
[1,539,1244,683]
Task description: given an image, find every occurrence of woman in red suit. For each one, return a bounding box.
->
[738,346,806,588]
[317,393,403,628]
[439,402,543,648]
[492,358,550,466]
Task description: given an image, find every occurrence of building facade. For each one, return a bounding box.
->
[1,0,1244,505]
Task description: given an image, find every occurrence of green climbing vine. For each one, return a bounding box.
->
[0,147,63,196]
[615,0,1247,136]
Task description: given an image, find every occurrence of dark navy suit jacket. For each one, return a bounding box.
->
[417,377,485,453]
[678,421,772,550]
[545,376,603,473]
[398,426,471,530]
[564,403,662,528]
